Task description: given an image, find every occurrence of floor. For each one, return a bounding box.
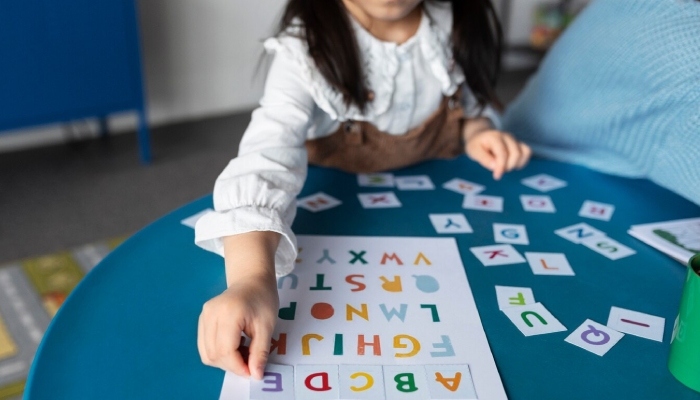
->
[0,68,535,266]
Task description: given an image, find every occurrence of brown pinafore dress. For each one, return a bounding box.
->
[305,91,465,174]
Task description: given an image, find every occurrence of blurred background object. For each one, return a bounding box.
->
[529,0,586,50]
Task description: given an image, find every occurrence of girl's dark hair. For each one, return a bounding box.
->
[276,0,503,113]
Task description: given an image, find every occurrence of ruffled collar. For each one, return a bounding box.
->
[265,2,464,121]
[346,6,463,119]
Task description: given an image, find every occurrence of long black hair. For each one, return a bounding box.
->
[276,0,503,113]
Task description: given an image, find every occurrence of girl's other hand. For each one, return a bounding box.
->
[465,128,531,180]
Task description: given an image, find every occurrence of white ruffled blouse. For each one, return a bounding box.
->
[194,1,499,276]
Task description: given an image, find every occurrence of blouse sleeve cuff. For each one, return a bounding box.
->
[194,205,297,277]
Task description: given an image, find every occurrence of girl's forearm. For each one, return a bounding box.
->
[222,231,281,286]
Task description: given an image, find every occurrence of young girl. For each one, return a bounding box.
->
[195,0,531,380]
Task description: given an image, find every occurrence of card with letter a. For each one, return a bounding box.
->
[219,236,507,399]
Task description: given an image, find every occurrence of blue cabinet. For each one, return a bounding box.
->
[0,0,151,162]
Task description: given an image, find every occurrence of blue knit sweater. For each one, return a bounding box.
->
[503,0,700,205]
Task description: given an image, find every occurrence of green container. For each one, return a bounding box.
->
[669,253,700,392]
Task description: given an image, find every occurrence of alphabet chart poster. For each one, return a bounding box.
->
[220,235,506,399]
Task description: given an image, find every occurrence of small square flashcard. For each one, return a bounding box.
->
[429,213,473,234]
[338,365,385,400]
[501,302,567,337]
[495,285,536,310]
[383,365,430,400]
[521,173,567,192]
[442,178,485,195]
[357,172,395,187]
[493,223,529,245]
[520,195,556,213]
[607,306,665,342]
[357,192,402,208]
[424,365,478,400]
[395,175,435,190]
[524,252,575,276]
[470,244,526,266]
[297,192,342,212]
[250,363,295,399]
[565,319,624,356]
[580,236,636,260]
[180,208,214,228]
[295,365,340,400]
[578,200,615,221]
[462,195,504,212]
[554,222,606,244]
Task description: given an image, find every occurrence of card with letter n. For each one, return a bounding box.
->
[220,236,506,399]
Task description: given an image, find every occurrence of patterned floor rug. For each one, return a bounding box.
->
[0,236,127,399]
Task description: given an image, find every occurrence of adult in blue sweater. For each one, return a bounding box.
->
[503,0,700,205]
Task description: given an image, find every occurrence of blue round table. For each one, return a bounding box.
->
[25,157,700,399]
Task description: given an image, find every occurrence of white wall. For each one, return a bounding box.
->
[138,0,284,124]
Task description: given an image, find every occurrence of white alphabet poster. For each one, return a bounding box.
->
[220,235,505,399]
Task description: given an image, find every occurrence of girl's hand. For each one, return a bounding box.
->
[197,275,279,380]
[197,231,281,380]
[198,272,279,380]
[464,125,531,180]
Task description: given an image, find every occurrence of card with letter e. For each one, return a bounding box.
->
[250,364,295,400]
